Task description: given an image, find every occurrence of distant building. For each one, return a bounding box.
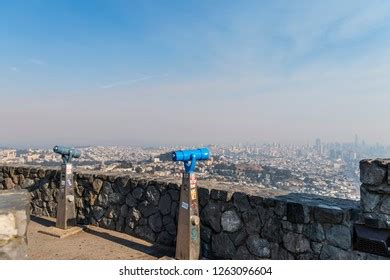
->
[0,149,16,160]
[315,138,323,155]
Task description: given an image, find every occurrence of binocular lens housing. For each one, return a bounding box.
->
[53,146,81,158]
[172,148,210,162]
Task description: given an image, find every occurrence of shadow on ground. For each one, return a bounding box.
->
[83,226,174,258]
[30,215,174,259]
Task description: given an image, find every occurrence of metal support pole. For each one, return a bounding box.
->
[175,172,200,260]
[56,163,76,229]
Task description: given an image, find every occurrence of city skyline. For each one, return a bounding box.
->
[2,1,390,146]
[0,134,387,150]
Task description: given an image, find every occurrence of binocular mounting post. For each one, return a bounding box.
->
[56,156,77,229]
[176,154,201,260]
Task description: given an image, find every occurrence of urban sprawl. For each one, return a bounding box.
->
[1,137,389,201]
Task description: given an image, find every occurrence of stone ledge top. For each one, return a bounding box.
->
[1,164,358,211]
[360,158,390,166]
[0,190,30,214]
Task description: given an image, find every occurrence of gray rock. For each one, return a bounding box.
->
[242,209,261,234]
[200,201,221,232]
[274,246,295,260]
[170,201,178,219]
[108,192,124,204]
[320,245,351,260]
[303,223,325,242]
[21,178,35,189]
[128,207,141,222]
[361,186,381,212]
[168,189,180,201]
[120,204,128,217]
[37,169,45,178]
[158,194,171,215]
[287,202,310,224]
[201,225,212,242]
[125,193,137,207]
[257,206,273,226]
[364,213,390,229]
[210,189,228,201]
[75,197,84,209]
[148,213,163,232]
[314,205,343,224]
[124,225,134,235]
[92,179,103,194]
[138,200,158,217]
[3,178,15,189]
[132,187,144,200]
[156,231,174,246]
[104,205,120,220]
[380,197,390,215]
[297,253,317,260]
[100,181,113,195]
[114,177,130,195]
[162,215,174,225]
[198,188,209,207]
[92,206,105,221]
[282,232,311,253]
[100,218,115,230]
[138,218,147,226]
[281,221,294,231]
[360,160,386,185]
[325,224,351,250]
[165,222,176,236]
[41,190,53,202]
[311,242,323,255]
[212,232,236,259]
[246,235,271,258]
[262,216,282,243]
[274,200,287,217]
[97,194,109,208]
[134,226,155,242]
[116,216,125,232]
[146,185,160,206]
[201,242,212,258]
[233,245,256,260]
[271,242,296,260]
[228,228,248,247]
[221,209,242,232]
[232,192,251,212]
[363,184,390,194]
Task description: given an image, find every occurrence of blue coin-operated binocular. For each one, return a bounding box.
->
[53,146,81,164]
[172,148,210,173]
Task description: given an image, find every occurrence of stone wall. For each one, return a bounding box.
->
[360,159,390,229]
[0,164,388,260]
[0,190,30,259]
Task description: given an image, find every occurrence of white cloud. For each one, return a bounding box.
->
[28,58,46,65]
[100,74,167,89]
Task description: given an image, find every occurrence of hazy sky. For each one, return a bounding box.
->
[1,0,390,147]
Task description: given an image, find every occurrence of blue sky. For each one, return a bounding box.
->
[1,1,390,147]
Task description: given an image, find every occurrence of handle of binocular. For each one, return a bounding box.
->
[183,155,196,173]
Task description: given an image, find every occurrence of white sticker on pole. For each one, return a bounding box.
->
[181,202,189,209]
[66,165,72,175]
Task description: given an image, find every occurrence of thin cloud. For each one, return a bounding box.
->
[10,66,19,72]
[101,74,166,89]
[28,58,47,65]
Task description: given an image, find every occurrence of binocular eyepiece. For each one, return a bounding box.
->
[172,148,210,173]
[53,146,81,164]
[172,148,210,162]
